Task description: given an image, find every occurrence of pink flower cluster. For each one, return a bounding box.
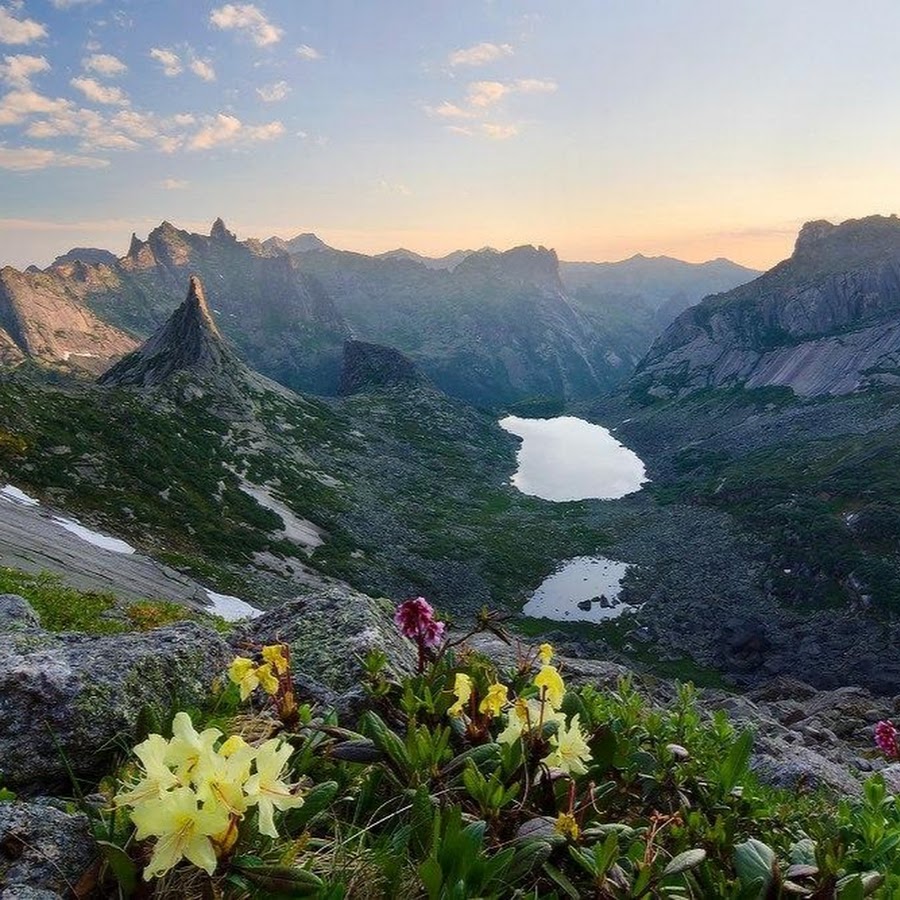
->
[394,597,445,650]
[875,720,899,759]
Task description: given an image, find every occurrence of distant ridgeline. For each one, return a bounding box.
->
[0,218,757,407]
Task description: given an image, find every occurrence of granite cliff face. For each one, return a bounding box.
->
[634,216,900,398]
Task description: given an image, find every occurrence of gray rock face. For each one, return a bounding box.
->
[0,595,40,631]
[0,802,95,897]
[98,275,229,388]
[338,340,423,396]
[635,215,900,398]
[0,611,231,791]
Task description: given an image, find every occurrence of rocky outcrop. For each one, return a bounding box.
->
[634,215,900,398]
[338,340,423,395]
[98,276,230,388]
[0,596,231,792]
[0,267,137,375]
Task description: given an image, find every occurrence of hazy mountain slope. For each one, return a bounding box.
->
[634,216,900,398]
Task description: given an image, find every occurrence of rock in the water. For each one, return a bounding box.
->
[0,595,40,631]
[0,622,231,791]
[576,598,592,611]
[0,802,95,896]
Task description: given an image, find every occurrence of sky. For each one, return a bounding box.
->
[3,1,900,269]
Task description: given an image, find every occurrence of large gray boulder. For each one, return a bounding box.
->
[0,599,231,791]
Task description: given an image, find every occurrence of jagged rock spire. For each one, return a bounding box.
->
[210,217,236,242]
[98,275,229,387]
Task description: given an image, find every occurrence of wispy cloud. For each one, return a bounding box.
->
[0,89,71,126]
[480,122,518,140]
[0,53,49,87]
[467,80,509,107]
[377,178,411,196]
[51,0,100,8]
[188,113,284,150]
[210,4,282,47]
[0,7,47,45]
[83,53,126,77]
[257,80,289,102]
[514,78,557,94]
[296,44,321,60]
[189,58,216,82]
[161,177,188,190]
[70,76,128,106]
[0,145,107,171]
[149,47,182,77]
[424,101,475,120]
[448,42,512,67]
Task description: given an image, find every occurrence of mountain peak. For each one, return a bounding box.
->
[339,340,423,395]
[210,217,236,242]
[98,275,229,388]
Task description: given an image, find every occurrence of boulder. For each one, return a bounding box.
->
[0,617,231,791]
[0,802,95,896]
[0,596,40,632]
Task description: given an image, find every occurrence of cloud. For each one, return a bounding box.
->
[296,43,320,60]
[480,122,518,140]
[0,145,107,171]
[188,113,284,150]
[514,78,557,94]
[448,42,512,67]
[466,81,509,108]
[0,8,47,45]
[377,179,411,196]
[149,47,182,77]
[210,4,282,47]
[0,53,49,87]
[70,75,128,105]
[257,80,289,102]
[161,177,188,190]
[83,53,126,77]
[0,89,71,125]
[189,58,215,81]
[51,0,100,7]
[425,101,475,120]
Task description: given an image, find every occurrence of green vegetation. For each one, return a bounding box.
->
[81,621,900,898]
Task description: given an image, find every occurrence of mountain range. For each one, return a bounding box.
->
[0,220,758,406]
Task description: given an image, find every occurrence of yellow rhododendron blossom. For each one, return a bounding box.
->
[219,734,248,758]
[228,656,260,701]
[130,785,230,878]
[542,714,592,776]
[478,682,508,718]
[555,811,580,840]
[195,742,255,817]
[256,662,279,695]
[448,672,473,717]
[539,643,554,665]
[533,664,565,709]
[243,739,304,838]
[166,712,222,782]
[262,644,289,675]
[496,697,564,745]
[114,733,180,807]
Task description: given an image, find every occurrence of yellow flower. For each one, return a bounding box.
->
[448,672,473,717]
[166,712,222,783]
[478,682,508,718]
[539,643,554,665]
[243,739,304,838]
[542,714,592,776]
[496,697,564,744]
[195,742,255,817]
[219,735,248,758]
[555,811,580,841]
[114,733,179,808]
[262,644,289,675]
[533,664,565,709]
[228,656,260,701]
[256,662,279,695]
[130,785,230,879]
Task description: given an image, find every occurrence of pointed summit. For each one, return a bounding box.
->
[210,217,236,242]
[98,276,231,387]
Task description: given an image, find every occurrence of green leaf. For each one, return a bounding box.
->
[543,861,581,899]
[836,875,865,900]
[663,848,707,877]
[233,863,324,897]
[97,840,137,897]
[329,739,383,763]
[788,837,817,866]
[734,839,777,894]
[720,729,754,793]
[418,858,444,900]
[283,780,339,834]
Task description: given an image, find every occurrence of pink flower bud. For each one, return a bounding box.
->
[875,720,899,759]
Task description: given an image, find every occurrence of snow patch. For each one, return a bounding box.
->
[51,517,136,554]
[240,481,325,548]
[204,590,264,622]
[1,485,40,506]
